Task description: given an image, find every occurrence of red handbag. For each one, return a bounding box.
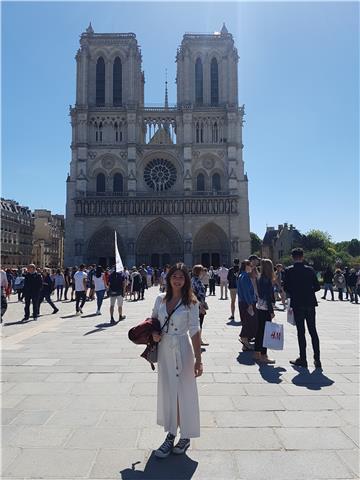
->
[128,317,161,345]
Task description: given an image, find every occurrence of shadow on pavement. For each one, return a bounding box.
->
[60,314,79,319]
[81,313,99,318]
[120,452,198,479]
[226,319,242,326]
[291,367,334,390]
[258,364,286,384]
[236,350,255,366]
[83,321,120,336]
[3,318,37,326]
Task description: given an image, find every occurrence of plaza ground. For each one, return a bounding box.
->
[1,287,359,479]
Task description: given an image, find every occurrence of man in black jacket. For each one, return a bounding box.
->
[284,248,321,368]
[22,264,43,321]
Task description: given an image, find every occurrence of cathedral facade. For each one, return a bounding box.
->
[65,23,250,268]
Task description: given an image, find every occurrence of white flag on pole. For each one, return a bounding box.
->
[115,231,124,272]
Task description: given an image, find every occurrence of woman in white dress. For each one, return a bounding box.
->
[151,263,202,458]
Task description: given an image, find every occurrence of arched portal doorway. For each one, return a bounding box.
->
[136,219,183,267]
[87,227,126,268]
[193,223,230,268]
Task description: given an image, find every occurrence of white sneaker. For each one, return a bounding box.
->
[76,311,80,316]
[96,310,101,315]
[79,308,83,314]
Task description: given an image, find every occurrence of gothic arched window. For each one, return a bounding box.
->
[195,58,203,105]
[96,57,105,106]
[96,173,106,193]
[113,173,123,193]
[212,173,221,192]
[212,121,218,143]
[211,57,219,105]
[113,57,122,106]
[197,173,205,191]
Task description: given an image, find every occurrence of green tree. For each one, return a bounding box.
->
[347,239,360,257]
[250,232,261,254]
[302,230,332,251]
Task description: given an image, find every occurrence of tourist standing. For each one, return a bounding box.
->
[130,267,142,301]
[227,259,240,320]
[39,269,59,315]
[93,265,107,315]
[54,269,65,301]
[322,266,334,300]
[64,268,71,300]
[191,265,209,346]
[108,268,125,324]
[22,264,43,321]
[237,260,257,351]
[70,266,77,301]
[274,264,286,309]
[348,269,358,303]
[218,264,229,300]
[284,248,321,368]
[151,263,202,458]
[200,267,210,296]
[74,264,87,315]
[254,259,275,364]
[333,268,346,301]
[1,268,9,321]
[208,266,216,296]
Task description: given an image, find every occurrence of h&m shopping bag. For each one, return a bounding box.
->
[263,321,284,350]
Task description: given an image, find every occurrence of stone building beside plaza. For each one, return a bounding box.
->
[0,198,34,267]
[261,223,302,262]
[65,23,250,268]
[32,210,65,269]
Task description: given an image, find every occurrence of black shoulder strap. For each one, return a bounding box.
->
[160,302,182,333]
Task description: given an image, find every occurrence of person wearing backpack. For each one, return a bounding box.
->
[108,268,126,324]
[333,268,346,301]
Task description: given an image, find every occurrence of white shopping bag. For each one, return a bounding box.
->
[287,307,296,326]
[263,321,284,350]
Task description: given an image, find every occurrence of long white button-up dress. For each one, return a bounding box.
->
[151,293,201,438]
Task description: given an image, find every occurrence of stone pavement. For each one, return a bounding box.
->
[1,287,359,480]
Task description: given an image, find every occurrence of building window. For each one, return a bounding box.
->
[114,122,123,143]
[144,158,177,192]
[212,173,221,191]
[96,57,105,106]
[113,173,123,193]
[113,57,122,106]
[210,57,219,105]
[212,121,218,143]
[95,122,103,143]
[96,173,106,193]
[195,58,203,105]
[197,173,205,191]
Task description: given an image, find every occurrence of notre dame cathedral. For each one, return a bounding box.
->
[64,23,250,268]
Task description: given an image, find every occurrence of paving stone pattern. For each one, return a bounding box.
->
[1,288,359,479]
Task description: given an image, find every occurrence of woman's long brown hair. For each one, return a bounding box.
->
[164,263,197,306]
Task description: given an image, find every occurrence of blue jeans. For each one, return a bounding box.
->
[96,289,106,311]
[322,283,334,300]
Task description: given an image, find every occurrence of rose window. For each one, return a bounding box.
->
[144,159,177,191]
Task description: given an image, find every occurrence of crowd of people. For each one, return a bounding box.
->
[1,257,359,325]
[1,252,359,458]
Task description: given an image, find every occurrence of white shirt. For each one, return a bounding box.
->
[74,271,87,291]
[93,274,106,291]
[218,267,229,282]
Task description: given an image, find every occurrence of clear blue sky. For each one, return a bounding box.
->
[2,1,359,242]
